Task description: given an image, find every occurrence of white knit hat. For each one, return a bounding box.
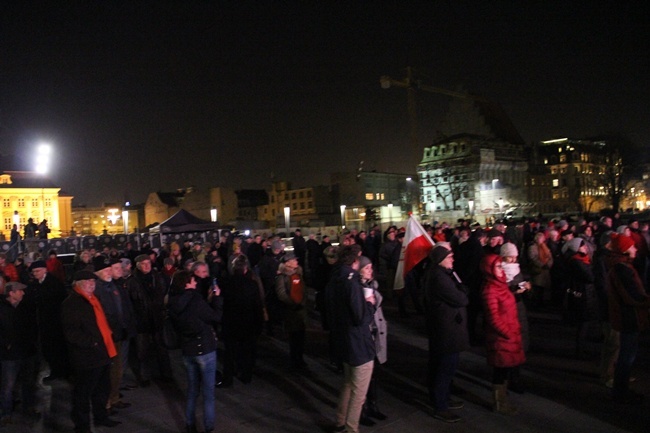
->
[499,242,518,257]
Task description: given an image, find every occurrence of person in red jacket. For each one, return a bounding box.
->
[0,253,19,282]
[481,253,525,415]
[46,250,66,284]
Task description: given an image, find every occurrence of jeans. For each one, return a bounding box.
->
[183,351,217,431]
[336,360,374,433]
[1,357,38,417]
[613,331,638,397]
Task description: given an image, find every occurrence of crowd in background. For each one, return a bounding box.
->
[1,213,649,432]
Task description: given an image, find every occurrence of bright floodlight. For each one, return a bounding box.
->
[35,143,52,174]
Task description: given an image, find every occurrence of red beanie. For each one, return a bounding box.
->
[611,233,635,254]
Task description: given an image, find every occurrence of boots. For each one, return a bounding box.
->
[493,384,518,415]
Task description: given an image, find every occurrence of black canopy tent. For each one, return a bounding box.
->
[148,209,221,244]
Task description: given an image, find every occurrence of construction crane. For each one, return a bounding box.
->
[380,66,485,151]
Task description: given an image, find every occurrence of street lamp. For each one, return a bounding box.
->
[122,208,129,234]
[284,206,291,236]
[210,207,217,222]
[468,199,474,222]
[340,204,346,229]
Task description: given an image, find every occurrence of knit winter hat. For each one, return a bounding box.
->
[358,256,372,270]
[611,233,635,254]
[429,245,452,265]
[566,237,585,254]
[499,242,518,257]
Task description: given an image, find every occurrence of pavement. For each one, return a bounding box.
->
[3,298,648,433]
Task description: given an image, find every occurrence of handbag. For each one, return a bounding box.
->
[162,308,181,350]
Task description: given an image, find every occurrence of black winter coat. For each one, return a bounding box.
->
[61,291,113,370]
[168,290,219,357]
[325,265,376,366]
[0,298,39,360]
[221,274,264,340]
[126,270,167,333]
[567,256,598,323]
[423,265,470,354]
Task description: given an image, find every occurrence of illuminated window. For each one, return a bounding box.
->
[552,179,559,187]
[2,199,9,207]
[4,217,11,230]
[560,155,566,163]
[18,199,25,207]
[365,193,373,200]
[32,198,38,207]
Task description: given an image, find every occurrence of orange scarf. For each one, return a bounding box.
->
[289,273,304,304]
[537,241,552,266]
[74,287,117,358]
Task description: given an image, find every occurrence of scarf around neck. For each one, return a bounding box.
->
[74,286,117,358]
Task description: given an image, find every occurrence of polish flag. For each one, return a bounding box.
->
[394,216,435,290]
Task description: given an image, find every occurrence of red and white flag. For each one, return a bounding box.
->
[394,216,435,290]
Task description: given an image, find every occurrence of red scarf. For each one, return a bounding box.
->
[571,252,591,266]
[289,273,304,304]
[74,286,117,358]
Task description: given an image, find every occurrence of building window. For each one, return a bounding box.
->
[560,154,566,163]
[300,202,305,210]
[2,199,9,207]
[307,191,312,198]
[284,193,288,200]
[32,198,38,207]
[292,203,297,210]
[552,179,559,187]
[308,201,312,208]
[18,199,25,207]
[299,191,304,199]
[365,193,373,200]
[291,192,296,199]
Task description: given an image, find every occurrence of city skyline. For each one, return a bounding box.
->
[1,2,647,206]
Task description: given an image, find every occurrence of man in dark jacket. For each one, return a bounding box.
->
[423,246,469,423]
[95,258,135,411]
[125,255,172,386]
[1,282,39,424]
[292,229,307,269]
[62,270,120,432]
[26,260,69,382]
[326,246,376,433]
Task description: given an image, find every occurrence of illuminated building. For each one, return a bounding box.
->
[0,155,72,239]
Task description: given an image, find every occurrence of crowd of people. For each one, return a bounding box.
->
[1,214,649,432]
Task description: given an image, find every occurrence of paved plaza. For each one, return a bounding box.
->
[5,305,647,433]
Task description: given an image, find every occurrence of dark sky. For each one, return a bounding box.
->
[1,1,648,206]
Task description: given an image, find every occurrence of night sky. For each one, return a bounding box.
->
[1,2,647,206]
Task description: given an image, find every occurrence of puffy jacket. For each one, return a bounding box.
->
[481,254,525,368]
